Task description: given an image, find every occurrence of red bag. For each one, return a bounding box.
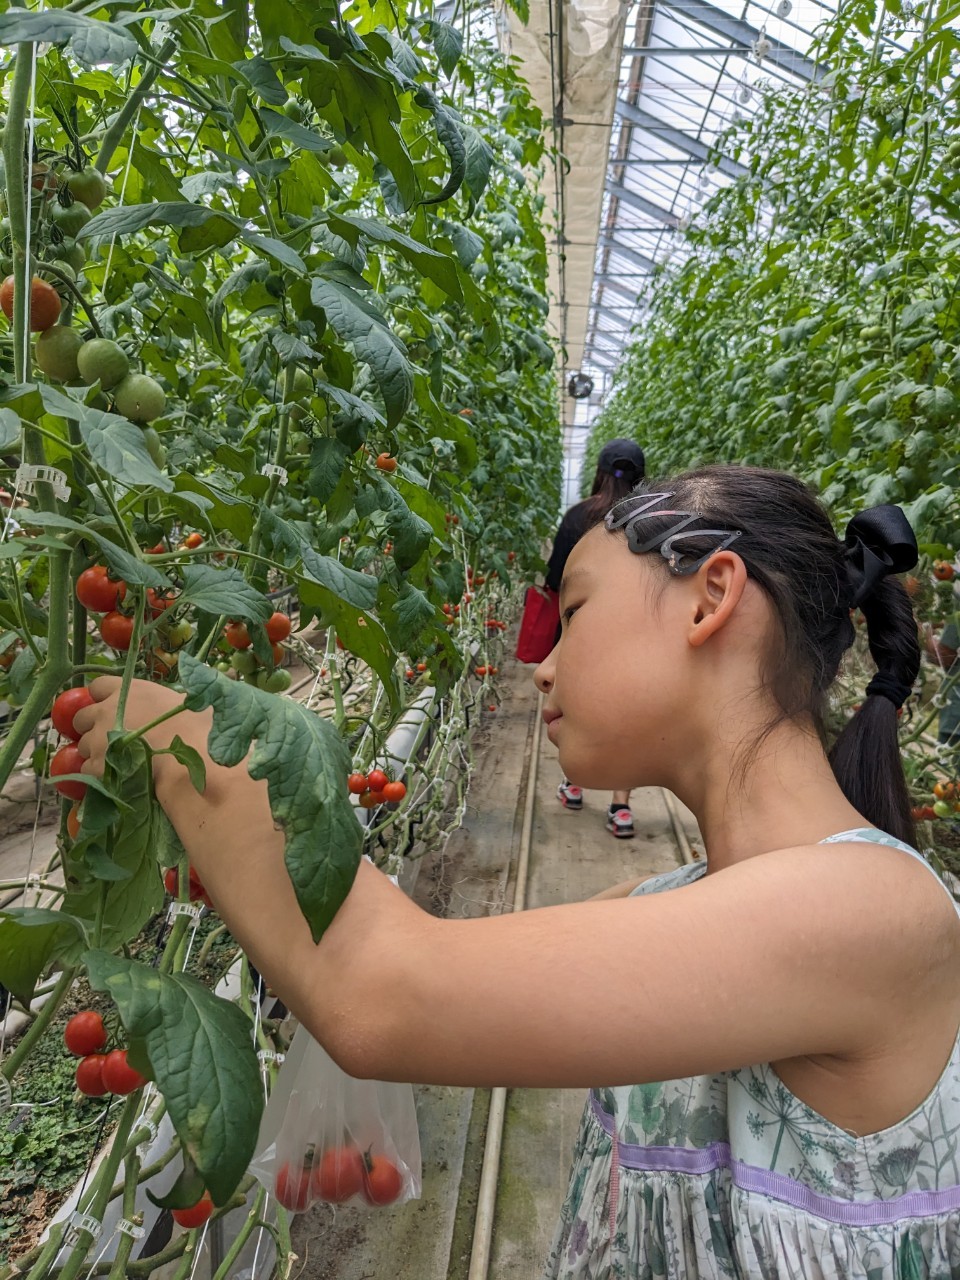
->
[516,586,559,663]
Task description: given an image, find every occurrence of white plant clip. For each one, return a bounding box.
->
[16,464,71,502]
[118,1219,146,1240]
[257,1049,286,1067]
[0,1077,12,1112]
[65,1212,102,1247]
[167,901,203,923]
[260,464,288,486]
[136,1117,159,1152]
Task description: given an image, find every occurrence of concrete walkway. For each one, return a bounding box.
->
[292,655,699,1279]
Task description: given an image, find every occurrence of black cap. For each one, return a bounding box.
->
[597,438,645,480]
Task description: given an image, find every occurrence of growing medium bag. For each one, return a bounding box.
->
[250,1027,421,1214]
[516,585,559,663]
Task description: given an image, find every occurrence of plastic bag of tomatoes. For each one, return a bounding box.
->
[250,1028,421,1214]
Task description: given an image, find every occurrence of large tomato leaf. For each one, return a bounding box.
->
[19,512,169,589]
[0,909,87,1008]
[299,546,379,613]
[84,951,262,1208]
[310,275,413,427]
[330,214,464,302]
[177,655,363,939]
[178,564,273,622]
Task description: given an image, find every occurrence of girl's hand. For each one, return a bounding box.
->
[74,676,191,779]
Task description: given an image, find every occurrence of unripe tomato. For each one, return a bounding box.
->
[77,337,129,390]
[0,274,62,330]
[382,780,406,803]
[359,791,380,809]
[67,168,109,210]
[314,1146,365,1204]
[265,611,292,643]
[114,373,166,423]
[362,1155,404,1205]
[367,768,388,792]
[375,453,397,472]
[64,1010,107,1057]
[50,744,87,800]
[230,650,258,676]
[35,325,83,381]
[271,643,284,666]
[172,1190,215,1229]
[933,800,953,819]
[182,531,204,549]
[76,1055,108,1097]
[933,781,958,802]
[347,773,369,794]
[51,686,94,741]
[101,1048,148,1095]
[100,611,135,651]
[76,565,126,613]
[225,621,251,649]
[265,669,292,693]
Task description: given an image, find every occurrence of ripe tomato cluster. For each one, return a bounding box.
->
[217,612,293,692]
[474,664,498,677]
[65,1012,148,1097]
[346,768,407,808]
[73,561,197,670]
[275,1146,404,1213]
[912,780,960,822]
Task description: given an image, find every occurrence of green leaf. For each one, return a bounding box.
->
[0,11,136,62]
[307,437,351,503]
[0,408,19,449]
[297,577,400,705]
[311,276,413,427]
[165,737,207,793]
[79,202,235,241]
[330,215,463,301]
[300,546,378,612]
[0,909,86,1007]
[172,476,255,543]
[462,125,494,215]
[177,656,363,939]
[260,107,335,154]
[20,512,169,588]
[419,98,467,205]
[383,581,435,650]
[429,20,463,76]
[234,55,288,105]
[80,414,174,492]
[178,565,273,622]
[84,951,263,1207]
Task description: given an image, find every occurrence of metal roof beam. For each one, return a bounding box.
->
[598,237,658,273]
[614,99,749,179]
[591,303,634,326]
[595,276,642,302]
[624,44,750,56]
[659,0,821,81]
[605,179,681,227]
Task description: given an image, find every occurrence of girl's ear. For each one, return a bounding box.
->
[688,551,749,648]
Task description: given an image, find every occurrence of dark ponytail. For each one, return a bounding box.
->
[829,578,920,844]
[581,466,645,527]
[604,468,921,844]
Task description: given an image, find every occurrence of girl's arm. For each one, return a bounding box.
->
[588,877,647,900]
[75,679,954,1091]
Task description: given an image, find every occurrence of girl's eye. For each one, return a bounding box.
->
[563,606,578,624]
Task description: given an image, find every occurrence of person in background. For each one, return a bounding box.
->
[545,438,646,838]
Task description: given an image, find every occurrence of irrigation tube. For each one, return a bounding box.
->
[467,690,544,1280]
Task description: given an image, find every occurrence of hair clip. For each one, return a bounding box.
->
[604,491,674,531]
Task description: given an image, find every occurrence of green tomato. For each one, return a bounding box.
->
[215,661,232,674]
[78,338,129,390]
[265,669,293,693]
[51,200,93,238]
[327,146,348,170]
[114,373,166,423]
[282,97,306,122]
[230,650,258,676]
[35,325,83,381]
[141,426,166,469]
[255,670,272,689]
[54,241,88,274]
[67,169,109,210]
[933,800,953,819]
[165,620,194,650]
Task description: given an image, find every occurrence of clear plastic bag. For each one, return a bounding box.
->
[250,1026,421,1214]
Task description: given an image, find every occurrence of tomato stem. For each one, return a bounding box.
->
[95,37,176,175]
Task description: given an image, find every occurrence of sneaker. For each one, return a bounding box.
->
[606,806,635,839]
[557,781,583,811]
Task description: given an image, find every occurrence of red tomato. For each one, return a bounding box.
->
[405,667,415,679]
[182,532,204,549]
[101,1048,147,1095]
[76,565,126,613]
[359,792,380,809]
[100,611,135,651]
[144,543,166,556]
[224,621,251,650]
[488,666,498,675]
[313,1147,365,1204]
[163,866,179,896]
[275,1162,313,1212]
[507,551,516,562]
[363,1155,404,1206]
[375,453,397,472]
[265,611,292,643]
[64,1010,107,1057]
[172,1191,214,1229]
[146,587,176,618]
[475,666,487,677]
[367,768,388,792]
[76,1055,108,1097]
[416,663,427,672]
[0,274,62,330]
[51,686,94,741]
[66,804,82,840]
[933,560,955,582]
[347,773,369,795]
[50,744,87,800]
[382,780,406,803]
[271,642,284,666]
[934,781,958,802]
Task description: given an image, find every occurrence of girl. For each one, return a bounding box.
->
[546,438,646,836]
[75,466,960,1278]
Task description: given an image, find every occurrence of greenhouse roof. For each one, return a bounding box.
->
[507,0,843,502]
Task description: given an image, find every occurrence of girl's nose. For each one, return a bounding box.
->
[534,651,556,694]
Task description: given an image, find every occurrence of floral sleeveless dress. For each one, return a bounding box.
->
[543,829,960,1279]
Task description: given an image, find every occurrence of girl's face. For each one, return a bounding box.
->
[535,527,760,791]
[535,528,682,790]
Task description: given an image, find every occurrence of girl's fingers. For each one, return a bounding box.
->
[87,675,122,702]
